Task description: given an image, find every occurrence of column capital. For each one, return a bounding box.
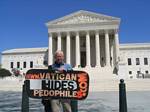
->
[75,31,79,36]
[104,30,109,34]
[85,30,90,34]
[66,31,70,36]
[114,29,119,34]
[95,30,99,34]
[57,32,61,36]
[48,33,53,37]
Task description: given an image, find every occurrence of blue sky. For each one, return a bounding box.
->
[0,0,150,63]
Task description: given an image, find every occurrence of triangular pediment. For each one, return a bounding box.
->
[46,10,120,26]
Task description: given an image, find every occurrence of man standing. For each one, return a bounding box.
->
[49,50,72,112]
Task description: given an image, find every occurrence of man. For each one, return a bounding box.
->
[49,50,72,112]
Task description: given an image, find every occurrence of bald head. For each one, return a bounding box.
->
[54,50,64,64]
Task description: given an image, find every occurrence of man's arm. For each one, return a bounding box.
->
[48,65,52,70]
[48,65,56,72]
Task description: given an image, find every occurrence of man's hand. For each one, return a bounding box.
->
[57,67,65,73]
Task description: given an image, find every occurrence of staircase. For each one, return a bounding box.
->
[0,77,23,91]
[74,67,150,91]
[1,68,150,92]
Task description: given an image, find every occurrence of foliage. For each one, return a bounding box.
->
[11,68,21,77]
[0,68,12,78]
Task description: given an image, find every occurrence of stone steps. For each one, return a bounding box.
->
[89,79,150,91]
[0,79,23,91]
[75,67,150,91]
[125,79,150,91]
[1,68,150,92]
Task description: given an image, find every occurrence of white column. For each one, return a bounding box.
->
[86,31,91,67]
[95,30,101,67]
[66,32,71,64]
[48,33,53,65]
[57,32,61,50]
[105,30,110,66]
[75,31,80,67]
[114,29,120,63]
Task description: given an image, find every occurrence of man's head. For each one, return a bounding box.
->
[54,50,64,64]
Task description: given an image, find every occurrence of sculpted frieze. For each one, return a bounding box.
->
[56,15,108,25]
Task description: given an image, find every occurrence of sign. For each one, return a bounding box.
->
[25,69,89,100]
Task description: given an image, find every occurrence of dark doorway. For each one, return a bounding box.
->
[81,51,86,67]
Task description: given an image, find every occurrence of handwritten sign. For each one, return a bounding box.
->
[25,69,89,100]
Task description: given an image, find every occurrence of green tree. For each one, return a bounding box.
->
[0,68,12,78]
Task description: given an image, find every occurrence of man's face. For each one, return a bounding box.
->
[55,52,64,64]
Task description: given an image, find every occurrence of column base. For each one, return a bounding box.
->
[95,65,101,68]
[105,65,111,68]
[74,65,81,68]
[74,66,78,69]
[85,65,91,68]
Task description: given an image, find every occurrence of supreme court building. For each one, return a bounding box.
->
[2,10,150,87]
[46,10,120,69]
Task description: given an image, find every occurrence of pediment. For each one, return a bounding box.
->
[46,10,120,26]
